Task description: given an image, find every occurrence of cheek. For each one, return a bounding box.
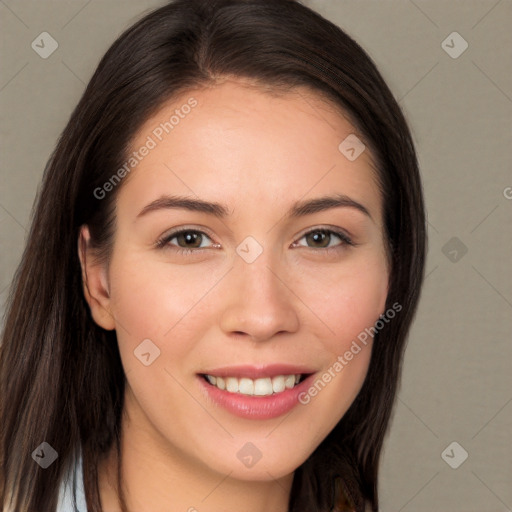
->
[327,275,387,353]
[294,260,388,429]
[295,257,389,354]
[107,252,215,332]
[106,252,225,373]
[290,257,387,417]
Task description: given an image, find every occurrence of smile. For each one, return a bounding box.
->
[203,374,305,396]
[197,365,316,420]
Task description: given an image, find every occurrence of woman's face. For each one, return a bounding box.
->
[82,78,389,482]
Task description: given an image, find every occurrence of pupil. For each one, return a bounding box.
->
[180,232,201,248]
[309,231,328,248]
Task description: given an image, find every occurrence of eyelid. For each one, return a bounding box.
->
[293,225,354,247]
[155,225,220,249]
[156,224,355,252]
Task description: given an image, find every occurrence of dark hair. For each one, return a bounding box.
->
[0,1,426,511]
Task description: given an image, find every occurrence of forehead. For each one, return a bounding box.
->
[121,79,383,224]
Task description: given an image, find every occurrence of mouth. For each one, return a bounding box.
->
[197,364,316,420]
[200,373,310,397]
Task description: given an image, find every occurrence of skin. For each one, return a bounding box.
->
[79,78,390,512]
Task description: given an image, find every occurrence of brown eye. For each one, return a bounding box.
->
[305,230,332,248]
[174,231,204,249]
[296,228,352,249]
[156,229,216,253]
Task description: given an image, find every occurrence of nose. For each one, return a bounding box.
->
[219,251,300,342]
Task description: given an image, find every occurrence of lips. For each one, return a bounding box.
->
[197,364,316,419]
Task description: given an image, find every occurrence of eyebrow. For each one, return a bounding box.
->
[136,193,372,221]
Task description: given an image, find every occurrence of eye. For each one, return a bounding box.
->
[156,226,354,255]
[155,228,218,254]
[292,228,354,252]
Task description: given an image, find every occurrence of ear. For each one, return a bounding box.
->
[78,225,116,331]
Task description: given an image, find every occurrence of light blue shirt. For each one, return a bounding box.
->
[56,453,87,511]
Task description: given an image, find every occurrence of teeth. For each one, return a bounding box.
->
[254,377,272,396]
[239,378,254,395]
[272,375,285,393]
[204,374,303,396]
[225,377,239,393]
[285,375,296,389]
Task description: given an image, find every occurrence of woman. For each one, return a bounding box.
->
[0,0,426,511]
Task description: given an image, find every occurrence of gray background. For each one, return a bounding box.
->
[1,1,511,511]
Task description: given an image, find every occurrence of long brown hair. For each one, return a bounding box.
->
[0,1,426,510]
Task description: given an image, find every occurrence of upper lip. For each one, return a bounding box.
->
[199,364,316,380]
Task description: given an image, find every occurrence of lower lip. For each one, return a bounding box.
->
[198,374,314,420]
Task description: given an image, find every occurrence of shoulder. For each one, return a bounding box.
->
[56,453,87,512]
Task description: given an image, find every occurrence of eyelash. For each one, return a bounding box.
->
[155,226,355,257]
